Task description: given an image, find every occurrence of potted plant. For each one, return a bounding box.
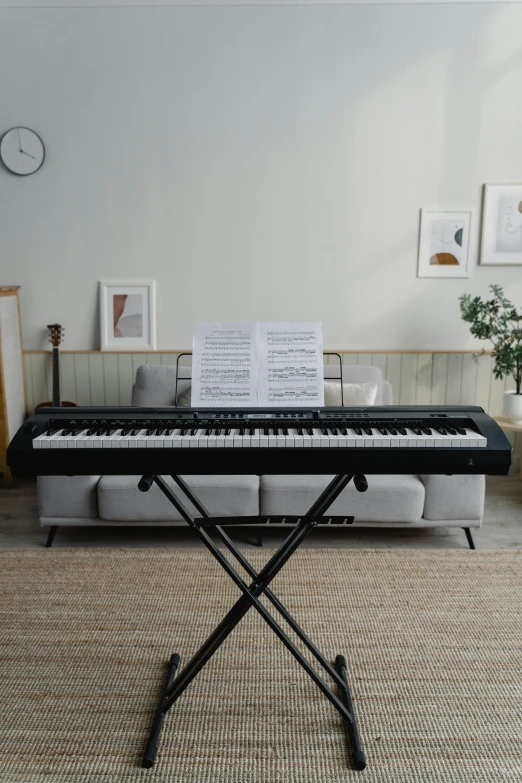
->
[459,285,522,422]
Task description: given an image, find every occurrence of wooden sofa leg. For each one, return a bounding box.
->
[45,526,58,548]
[464,528,476,550]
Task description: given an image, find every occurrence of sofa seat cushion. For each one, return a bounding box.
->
[98,475,260,521]
[260,474,425,523]
[419,474,485,521]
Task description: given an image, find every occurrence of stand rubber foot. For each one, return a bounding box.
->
[335,654,367,771]
[142,653,180,769]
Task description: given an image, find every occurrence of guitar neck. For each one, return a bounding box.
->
[52,347,61,407]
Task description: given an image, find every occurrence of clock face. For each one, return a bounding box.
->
[0,127,45,176]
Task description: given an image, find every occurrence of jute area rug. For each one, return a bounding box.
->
[1,548,521,783]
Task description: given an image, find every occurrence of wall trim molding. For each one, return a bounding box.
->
[23,349,493,355]
[0,1,518,8]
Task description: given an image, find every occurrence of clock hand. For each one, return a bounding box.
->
[17,128,23,153]
[21,150,37,160]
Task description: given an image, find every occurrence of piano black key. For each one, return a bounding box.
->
[340,428,348,436]
[388,428,398,435]
[378,428,388,435]
[396,427,407,436]
[445,426,457,435]
[411,428,422,436]
[147,429,158,436]
[433,427,448,435]
[454,426,466,435]
[363,428,373,436]
[307,428,314,436]
[420,427,432,436]
[353,428,362,436]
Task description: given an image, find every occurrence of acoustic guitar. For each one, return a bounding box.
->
[35,324,77,410]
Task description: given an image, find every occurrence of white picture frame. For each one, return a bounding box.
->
[480,183,522,265]
[99,280,156,351]
[417,209,472,278]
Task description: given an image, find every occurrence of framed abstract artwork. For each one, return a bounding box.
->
[417,209,472,278]
[480,183,522,265]
[100,280,156,351]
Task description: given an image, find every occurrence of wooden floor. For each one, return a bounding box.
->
[0,476,520,550]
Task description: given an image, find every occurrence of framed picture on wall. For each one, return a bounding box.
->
[417,209,472,278]
[99,280,156,351]
[480,183,522,265]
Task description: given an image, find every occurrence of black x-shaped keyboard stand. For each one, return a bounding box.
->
[139,473,368,772]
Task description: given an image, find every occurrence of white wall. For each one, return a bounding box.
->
[0,2,521,350]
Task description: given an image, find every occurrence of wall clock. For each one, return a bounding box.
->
[0,127,45,176]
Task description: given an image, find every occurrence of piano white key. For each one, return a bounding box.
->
[348,429,365,448]
[251,429,261,447]
[58,433,74,448]
[137,430,149,449]
[285,431,295,447]
[302,430,312,447]
[463,428,486,447]
[70,429,89,448]
[293,431,304,447]
[173,429,184,448]
[104,429,122,448]
[189,429,203,448]
[49,430,65,449]
[311,429,322,448]
[276,431,286,448]
[181,429,193,448]
[197,431,209,448]
[216,430,226,448]
[224,429,234,448]
[376,430,392,447]
[369,429,382,447]
[259,430,269,448]
[326,430,339,447]
[362,430,374,448]
[403,428,418,447]
[154,431,167,448]
[268,430,277,447]
[233,429,243,448]
[206,430,217,448]
[127,428,146,448]
[242,432,252,447]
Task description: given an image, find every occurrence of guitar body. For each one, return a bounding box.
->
[35,324,78,412]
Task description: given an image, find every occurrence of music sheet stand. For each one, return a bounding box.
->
[139,472,368,772]
[173,352,345,406]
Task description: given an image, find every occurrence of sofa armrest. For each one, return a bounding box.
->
[382,381,393,405]
[419,474,485,521]
[37,476,101,520]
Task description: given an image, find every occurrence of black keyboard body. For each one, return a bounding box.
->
[7,405,512,476]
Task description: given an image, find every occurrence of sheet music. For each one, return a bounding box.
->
[191,322,258,407]
[257,322,324,406]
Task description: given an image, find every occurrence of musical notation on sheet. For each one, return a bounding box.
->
[192,322,324,407]
[191,322,258,407]
[257,323,324,407]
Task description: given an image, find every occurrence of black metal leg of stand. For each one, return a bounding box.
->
[142,654,180,769]
[141,473,365,771]
[256,527,263,547]
[335,655,366,771]
[45,526,58,548]
[464,527,476,550]
[170,474,348,690]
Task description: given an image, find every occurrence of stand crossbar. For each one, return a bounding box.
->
[141,473,367,772]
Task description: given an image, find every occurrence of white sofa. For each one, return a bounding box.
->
[37,364,485,548]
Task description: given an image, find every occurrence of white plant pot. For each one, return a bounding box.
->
[503,390,522,423]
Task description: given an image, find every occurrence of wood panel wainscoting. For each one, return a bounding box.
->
[22,349,520,474]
